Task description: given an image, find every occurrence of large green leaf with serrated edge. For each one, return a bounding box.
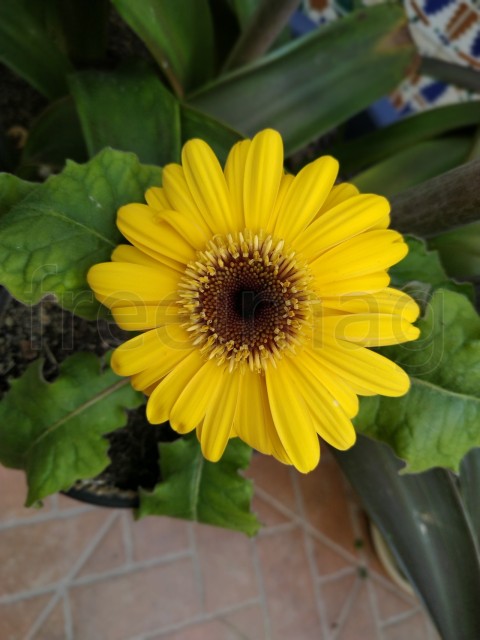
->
[389,235,474,304]
[356,289,480,472]
[139,434,260,536]
[0,148,161,320]
[189,4,416,155]
[0,352,143,506]
[0,174,39,218]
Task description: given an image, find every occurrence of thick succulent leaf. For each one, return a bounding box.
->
[0,0,72,98]
[0,148,162,319]
[18,96,87,177]
[429,222,480,280]
[333,102,480,174]
[334,436,480,640]
[0,353,143,506]
[389,235,474,303]
[0,173,38,218]
[69,64,182,165]
[139,434,260,536]
[353,137,472,198]
[181,105,242,165]
[356,289,480,472]
[189,4,416,155]
[460,447,480,544]
[111,0,215,95]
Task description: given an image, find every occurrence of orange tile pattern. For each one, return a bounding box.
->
[0,451,440,639]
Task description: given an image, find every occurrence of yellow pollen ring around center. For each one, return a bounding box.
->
[178,230,313,372]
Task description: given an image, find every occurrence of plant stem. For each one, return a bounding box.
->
[223,0,301,72]
[390,158,480,237]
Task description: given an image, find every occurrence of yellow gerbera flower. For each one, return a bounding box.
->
[88,129,420,473]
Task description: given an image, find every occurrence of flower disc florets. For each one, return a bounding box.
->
[179,230,313,372]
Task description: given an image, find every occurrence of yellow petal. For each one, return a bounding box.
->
[87,262,179,308]
[266,358,320,473]
[201,368,241,462]
[267,172,294,231]
[274,156,339,242]
[321,288,420,323]
[314,182,359,219]
[146,350,204,423]
[319,313,420,346]
[111,324,192,377]
[309,336,411,396]
[145,186,170,211]
[243,129,283,231]
[182,138,234,234]
[162,163,211,235]
[111,244,161,268]
[170,360,225,434]
[289,356,356,450]
[314,271,391,297]
[311,230,407,282]
[117,203,196,266]
[224,139,251,231]
[156,209,209,249]
[296,194,390,261]
[111,302,180,330]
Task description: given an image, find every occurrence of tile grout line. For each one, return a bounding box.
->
[291,470,331,640]
[121,511,135,565]
[251,535,271,640]
[331,577,361,640]
[0,505,94,531]
[63,588,74,640]
[317,566,358,586]
[129,597,262,640]
[24,591,61,640]
[380,606,423,628]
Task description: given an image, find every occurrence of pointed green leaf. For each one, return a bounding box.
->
[69,64,182,164]
[356,289,480,472]
[333,102,480,174]
[0,0,72,98]
[334,436,480,640]
[0,173,38,218]
[353,137,472,198]
[111,0,215,95]
[460,447,480,544]
[0,148,162,319]
[189,5,416,155]
[139,434,260,536]
[0,352,143,505]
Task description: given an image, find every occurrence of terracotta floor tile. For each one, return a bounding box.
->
[69,558,201,640]
[320,572,357,634]
[311,537,357,578]
[383,612,430,640]
[158,620,229,640]
[252,494,291,529]
[0,467,52,523]
[31,599,66,640]
[0,509,109,596]
[76,514,126,578]
[220,602,266,639]
[336,581,379,640]
[0,594,51,640]
[256,526,323,639]
[295,456,358,558]
[246,455,297,515]
[373,581,417,623]
[130,514,190,562]
[193,523,258,613]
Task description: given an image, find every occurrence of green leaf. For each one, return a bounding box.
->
[69,64,182,165]
[111,0,215,95]
[53,0,109,65]
[0,0,72,99]
[334,436,480,640]
[0,352,143,505]
[0,148,162,319]
[139,434,260,536]
[356,289,480,472]
[181,105,242,165]
[460,447,480,544]
[18,96,87,178]
[189,5,416,155]
[429,221,480,280]
[389,235,474,303]
[353,137,472,198]
[333,102,480,175]
[0,173,39,218]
